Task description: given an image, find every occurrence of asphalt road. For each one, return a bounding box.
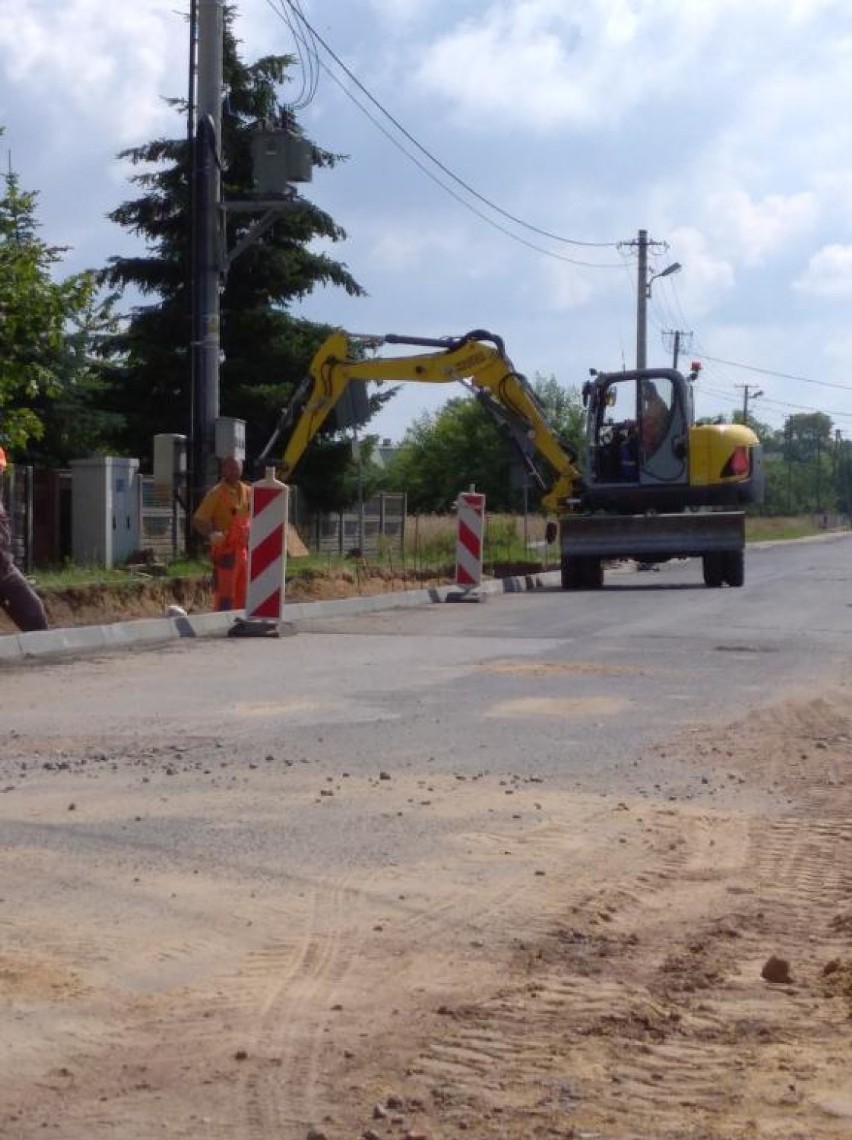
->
[4,534,851,811]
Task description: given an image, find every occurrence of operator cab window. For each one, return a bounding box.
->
[639,376,674,459]
[594,380,639,482]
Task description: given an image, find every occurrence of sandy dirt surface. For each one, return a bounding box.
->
[2,679,852,1139]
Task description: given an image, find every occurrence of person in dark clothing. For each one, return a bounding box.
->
[0,447,48,632]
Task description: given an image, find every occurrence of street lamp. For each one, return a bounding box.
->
[637,260,682,369]
[646,261,682,298]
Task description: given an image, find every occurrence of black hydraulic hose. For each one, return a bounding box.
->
[384,329,507,356]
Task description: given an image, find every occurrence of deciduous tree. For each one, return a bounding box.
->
[0,166,106,457]
[383,375,584,513]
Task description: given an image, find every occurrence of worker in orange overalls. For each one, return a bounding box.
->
[192,455,251,611]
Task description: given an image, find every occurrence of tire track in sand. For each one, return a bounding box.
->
[350,694,852,1138]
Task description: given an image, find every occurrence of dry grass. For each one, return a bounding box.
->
[745,514,841,541]
[402,512,550,572]
[400,511,838,572]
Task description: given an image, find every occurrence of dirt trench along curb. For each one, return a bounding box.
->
[0,570,562,664]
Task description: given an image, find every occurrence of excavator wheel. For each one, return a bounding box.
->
[723,549,745,587]
[562,556,603,590]
[702,552,725,588]
[585,558,604,589]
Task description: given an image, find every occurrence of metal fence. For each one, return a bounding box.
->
[137,482,405,563]
[139,477,187,561]
[298,492,407,558]
[3,467,403,567]
[2,467,187,568]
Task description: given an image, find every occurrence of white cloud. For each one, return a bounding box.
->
[366,218,462,271]
[0,1,183,147]
[794,244,852,298]
[823,327,852,375]
[365,0,436,25]
[407,0,845,133]
[411,3,628,132]
[539,258,612,312]
[704,190,819,266]
[658,227,735,317]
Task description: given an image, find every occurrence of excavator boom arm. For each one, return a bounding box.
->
[276,329,584,512]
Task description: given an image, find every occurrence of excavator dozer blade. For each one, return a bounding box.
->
[560,511,745,561]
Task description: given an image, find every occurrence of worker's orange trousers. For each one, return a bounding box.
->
[212,519,249,611]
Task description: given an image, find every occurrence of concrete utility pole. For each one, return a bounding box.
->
[663,329,692,371]
[636,229,650,370]
[625,230,680,369]
[736,383,763,426]
[191,0,224,520]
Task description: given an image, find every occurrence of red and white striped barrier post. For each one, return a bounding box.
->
[232,468,288,635]
[455,491,486,589]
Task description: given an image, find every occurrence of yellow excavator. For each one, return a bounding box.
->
[258,329,763,589]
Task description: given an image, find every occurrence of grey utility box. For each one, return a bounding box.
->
[153,433,187,489]
[251,128,313,191]
[70,456,140,568]
[215,417,246,463]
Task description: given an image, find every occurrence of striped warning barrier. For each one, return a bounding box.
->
[455,491,486,587]
[245,468,289,623]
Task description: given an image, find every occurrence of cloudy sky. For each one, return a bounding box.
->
[2,0,852,444]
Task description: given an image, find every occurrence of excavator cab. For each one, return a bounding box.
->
[582,367,704,512]
[587,368,691,484]
[580,364,763,513]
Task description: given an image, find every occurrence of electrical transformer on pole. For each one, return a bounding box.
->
[188,0,314,543]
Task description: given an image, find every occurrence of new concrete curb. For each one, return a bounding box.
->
[0,570,562,664]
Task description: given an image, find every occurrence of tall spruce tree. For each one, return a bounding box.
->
[0,164,110,458]
[101,11,383,502]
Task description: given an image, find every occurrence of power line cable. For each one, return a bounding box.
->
[282,0,320,109]
[692,339,852,423]
[310,60,623,269]
[262,0,318,109]
[699,353,852,392]
[655,279,683,335]
[695,379,852,422]
[274,0,621,252]
[640,267,852,418]
[262,3,852,421]
[666,275,693,333]
[747,394,852,419]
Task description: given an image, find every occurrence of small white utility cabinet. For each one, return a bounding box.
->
[70,457,140,568]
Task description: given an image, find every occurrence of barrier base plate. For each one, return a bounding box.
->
[445,587,485,603]
[227,617,281,638]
